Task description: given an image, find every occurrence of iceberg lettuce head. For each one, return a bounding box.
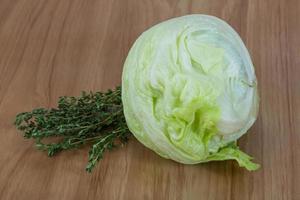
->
[122,15,259,170]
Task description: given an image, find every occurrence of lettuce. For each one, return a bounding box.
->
[122,15,259,170]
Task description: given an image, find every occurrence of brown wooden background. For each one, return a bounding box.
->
[0,0,299,199]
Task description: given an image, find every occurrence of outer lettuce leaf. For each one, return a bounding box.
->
[205,142,260,170]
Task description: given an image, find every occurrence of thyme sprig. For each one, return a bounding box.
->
[14,86,130,172]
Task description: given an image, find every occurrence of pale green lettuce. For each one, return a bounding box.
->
[122,15,259,170]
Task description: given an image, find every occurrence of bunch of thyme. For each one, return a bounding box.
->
[14,86,130,172]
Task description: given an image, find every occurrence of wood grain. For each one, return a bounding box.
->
[0,0,299,199]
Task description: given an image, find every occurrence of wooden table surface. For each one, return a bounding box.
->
[0,0,299,199]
